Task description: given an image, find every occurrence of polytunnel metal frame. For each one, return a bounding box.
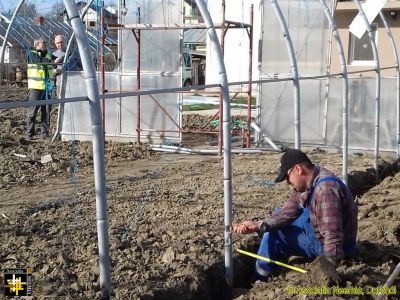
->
[61,0,235,294]
[257,0,400,183]
[104,22,249,146]
[264,0,350,180]
[0,0,234,293]
[62,0,111,297]
[270,0,301,150]
[1,0,400,295]
[0,0,111,297]
[353,0,381,175]
[195,0,233,287]
[319,0,349,185]
[378,10,400,158]
[216,0,255,154]
[103,13,253,155]
[0,0,25,64]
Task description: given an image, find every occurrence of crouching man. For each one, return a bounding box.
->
[233,149,358,280]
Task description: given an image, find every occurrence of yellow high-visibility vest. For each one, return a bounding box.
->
[27,49,55,90]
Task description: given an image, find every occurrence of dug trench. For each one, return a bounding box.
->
[1,86,400,299]
[1,150,400,299]
[183,158,400,300]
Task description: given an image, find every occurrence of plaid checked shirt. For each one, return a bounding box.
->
[265,165,358,264]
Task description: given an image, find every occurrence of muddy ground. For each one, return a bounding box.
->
[0,85,400,299]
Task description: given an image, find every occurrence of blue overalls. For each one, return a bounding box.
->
[255,177,357,279]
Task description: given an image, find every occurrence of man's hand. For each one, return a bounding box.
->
[232,221,260,234]
[54,56,64,64]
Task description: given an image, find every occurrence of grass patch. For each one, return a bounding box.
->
[183,104,219,111]
[231,96,256,106]
[182,96,256,111]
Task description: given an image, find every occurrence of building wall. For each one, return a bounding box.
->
[332,2,400,77]
[183,2,201,24]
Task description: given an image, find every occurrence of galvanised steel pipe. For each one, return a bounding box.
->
[195,0,233,287]
[63,0,111,297]
[319,0,349,185]
[270,0,301,150]
[378,11,400,158]
[218,0,225,157]
[149,144,281,154]
[0,0,25,64]
[246,5,254,148]
[353,0,381,175]
[255,0,264,144]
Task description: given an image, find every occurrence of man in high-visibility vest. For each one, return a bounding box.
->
[26,37,62,140]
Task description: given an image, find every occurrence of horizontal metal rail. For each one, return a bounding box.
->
[1,64,399,110]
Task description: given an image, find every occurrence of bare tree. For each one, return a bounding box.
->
[18,2,37,19]
[46,1,64,20]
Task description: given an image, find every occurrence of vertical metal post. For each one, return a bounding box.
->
[319,0,349,185]
[100,2,106,138]
[136,7,141,144]
[246,5,254,148]
[117,0,123,136]
[218,0,226,157]
[255,0,264,144]
[353,0,381,176]
[195,0,233,288]
[379,11,400,158]
[270,0,301,150]
[63,0,111,297]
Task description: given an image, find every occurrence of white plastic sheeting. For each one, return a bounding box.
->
[259,0,330,144]
[62,0,182,143]
[258,0,398,152]
[326,77,397,151]
[205,0,261,87]
[121,1,182,73]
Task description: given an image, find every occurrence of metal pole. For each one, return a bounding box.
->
[100,1,106,138]
[0,0,25,64]
[321,0,335,146]
[195,0,233,288]
[136,7,141,144]
[218,0,226,157]
[353,0,381,176]
[118,0,123,137]
[246,5,254,148]
[136,29,141,143]
[319,0,349,185]
[378,11,400,158]
[63,1,111,297]
[255,0,264,144]
[270,0,301,150]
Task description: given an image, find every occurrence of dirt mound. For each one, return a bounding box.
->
[0,85,153,189]
[1,85,400,299]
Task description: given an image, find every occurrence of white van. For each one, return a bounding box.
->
[182,48,193,87]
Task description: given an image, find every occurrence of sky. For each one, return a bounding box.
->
[0,0,117,15]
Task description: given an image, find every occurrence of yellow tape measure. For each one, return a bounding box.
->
[236,248,307,274]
